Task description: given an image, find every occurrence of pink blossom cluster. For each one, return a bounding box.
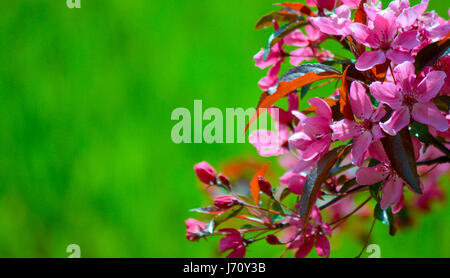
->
[185,0,449,258]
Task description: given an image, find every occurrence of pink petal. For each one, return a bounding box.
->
[249,130,285,156]
[355,50,386,71]
[316,0,336,11]
[350,81,373,120]
[289,47,315,66]
[415,70,447,103]
[283,30,308,47]
[356,164,390,185]
[254,44,281,69]
[279,171,306,195]
[397,8,419,29]
[295,237,314,258]
[381,176,404,210]
[412,102,449,132]
[331,119,362,141]
[302,116,332,137]
[301,136,331,161]
[289,131,313,151]
[308,97,333,121]
[386,49,415,65]
[258,62,281,90]
[315,234,330,258]
[392,30,420,49]
[226,245,246,258]
[349,23,378,48]
[370,105,387,122]
[310,17,341,36]
[380,107,411,136]
[369,81,403,109]
[368,140,390,164]
[351,131,373,166]
[373,11,397,42]
[392,61,416,92]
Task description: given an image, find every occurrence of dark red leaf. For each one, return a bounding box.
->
[299,145,351,229]
[415,34,450,74]
[381,127,422,194]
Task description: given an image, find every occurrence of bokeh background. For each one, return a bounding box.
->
[0,0,448,257]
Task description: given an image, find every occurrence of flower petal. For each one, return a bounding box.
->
[315,234,330,258]
[349,23,378,48]
[380,107,411,136]
[350,81,373,120]
[415,70,447,103]
[355,50,386,71]
[356,164,390,185]
[331,119,362,142]
[381,176,404,210]
[412,102,449,132]
[370,81,403,109]
[393,61,416,92]
[391,30,420,49]
[351,131,373,166]
[308,97,333,121]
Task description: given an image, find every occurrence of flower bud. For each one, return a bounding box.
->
[257,176,272,196]
[265,234,281,245]
[214,195,239,209]
[185,218,207,242]
[218,173,230,186]
[194,161,217,185]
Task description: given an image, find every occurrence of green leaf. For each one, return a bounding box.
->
[190,206,224,214]
[299,145,350,228]
[255,11,304,30]
[381,127,422,194]
[374,204,396,236]
[369,183,382,202]
[213,205,244,227]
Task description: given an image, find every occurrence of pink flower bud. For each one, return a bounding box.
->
[214,195,239,209]
[218,173,230,186]
[258,176,272,196]
[185,218,207,242]
[194,161,217,185]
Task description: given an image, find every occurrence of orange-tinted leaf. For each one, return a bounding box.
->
[354,0,368,24]
[274,3,316,17]
[299,145,350,229]
[370,60,390,81]
[245,70,341,132]
[255,11,302,30]
[339,65,354,120]
[250,162,270,205]
[381,127,422,194]
[415,34,450,74]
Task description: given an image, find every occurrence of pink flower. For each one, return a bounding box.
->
[370,61,448,135]
[279,171,306,194]
[249,93,298,156]
[286,207,332,258]
[331,81,386,166]
[356,141,421,211]
[194,161,217,185]
[310,5,352,37]
[388,0,429,29]
[349,10,420,70]
[285,26,332,66]
[214,195,240,209]
[254,21,284,91]
[289,97,333,170]
[219,229,246,258]
[185,218,207,241]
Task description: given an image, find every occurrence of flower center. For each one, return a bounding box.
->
[361,120,373,131]
[402,94,417,107]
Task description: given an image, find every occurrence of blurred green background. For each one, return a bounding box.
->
[0,0,448,257]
